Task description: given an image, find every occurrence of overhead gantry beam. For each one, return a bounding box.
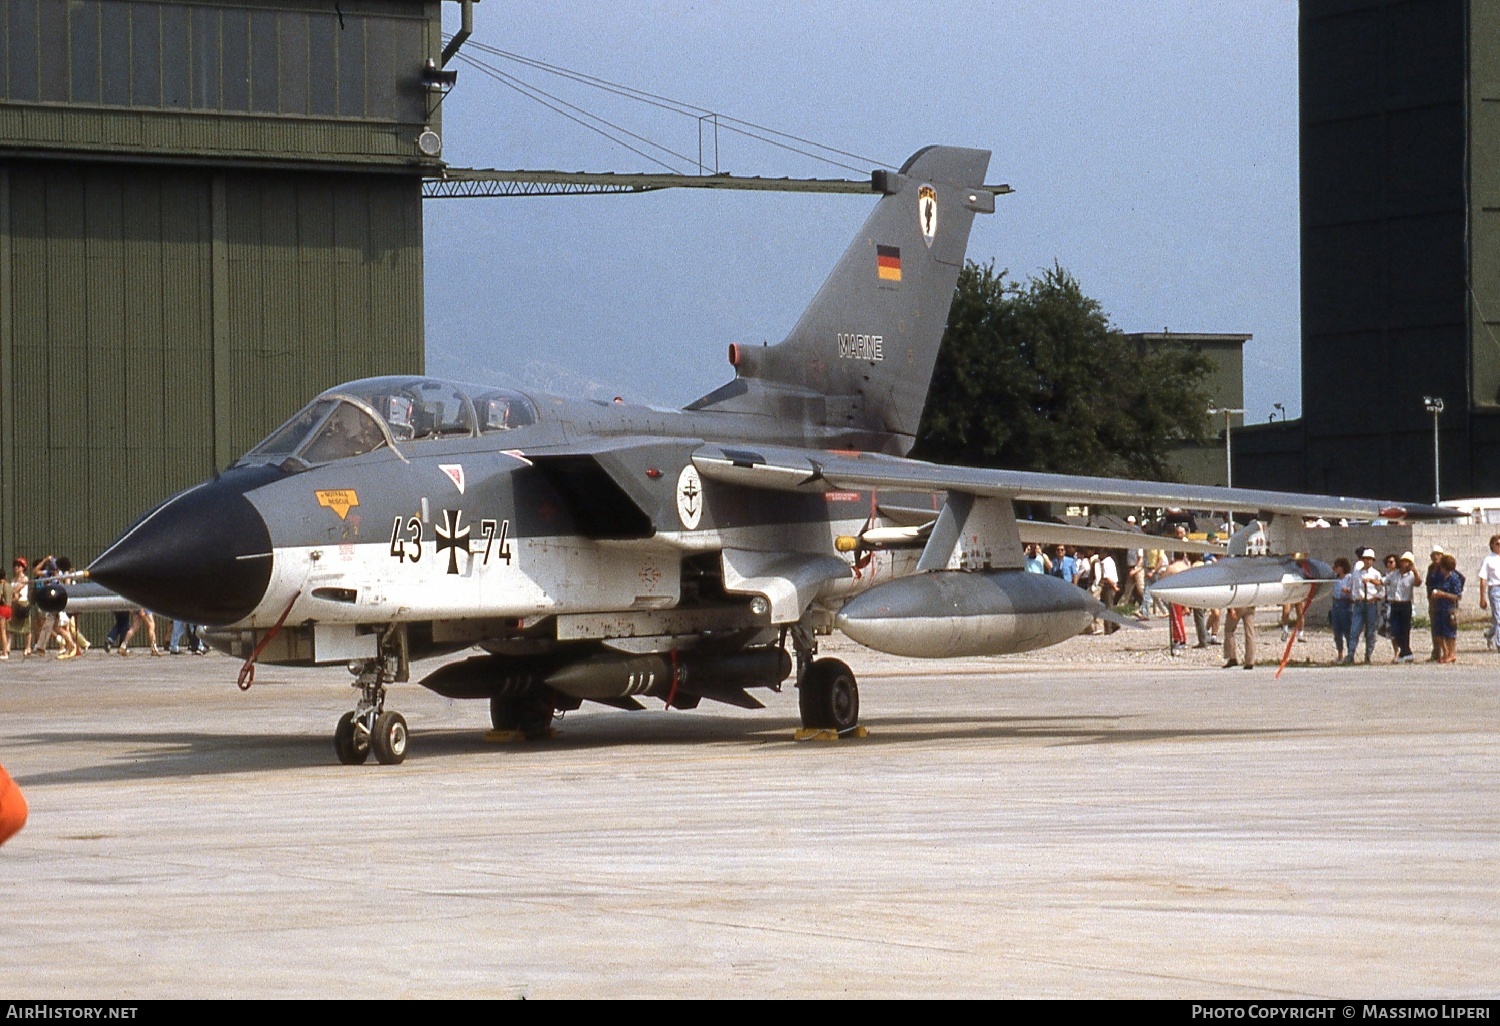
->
[423,167,1015,199]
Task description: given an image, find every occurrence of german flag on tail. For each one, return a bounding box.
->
[876,244,901,282]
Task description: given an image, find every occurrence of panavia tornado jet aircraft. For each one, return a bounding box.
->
[87,146,1440,764]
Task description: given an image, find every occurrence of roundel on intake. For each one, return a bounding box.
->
[676,465,704,530]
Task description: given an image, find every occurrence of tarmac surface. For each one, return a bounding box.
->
[1,626,1496,999]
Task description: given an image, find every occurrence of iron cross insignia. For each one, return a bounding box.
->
[434,509,471,575]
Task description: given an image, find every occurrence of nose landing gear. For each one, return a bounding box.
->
[335,631,409,765]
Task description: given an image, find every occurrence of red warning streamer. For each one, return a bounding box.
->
[236,590,302,691]
[1274,562,1318,680]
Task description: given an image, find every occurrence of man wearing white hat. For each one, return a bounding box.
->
[1347,548,1385,665]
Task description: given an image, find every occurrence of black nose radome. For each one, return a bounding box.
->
[89,473,275,626]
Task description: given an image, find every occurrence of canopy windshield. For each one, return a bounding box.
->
[244,398,387,466]
[241,377,538,466]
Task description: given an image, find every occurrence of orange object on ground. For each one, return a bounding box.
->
[0,764,28,846]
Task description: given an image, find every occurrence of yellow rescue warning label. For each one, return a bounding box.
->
[315,489,360,520]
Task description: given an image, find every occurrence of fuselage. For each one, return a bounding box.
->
[88,375,921,661]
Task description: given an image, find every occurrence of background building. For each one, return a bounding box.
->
[1144,331,1251,487]
[1238,0,1498,501]
[0,0,444,569]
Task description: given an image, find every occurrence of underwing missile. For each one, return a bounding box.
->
[421,649,791,704]
[419,654,561,700]
[544,649,790,701]
[1149,556,1334,611]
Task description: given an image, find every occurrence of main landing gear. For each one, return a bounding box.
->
[489,689,558,741]
[336,641,409,765]
[788,622,862,736]
[797,658,860,733]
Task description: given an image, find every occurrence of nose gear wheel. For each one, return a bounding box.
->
[371,711,408,764]
[334,710,371,765]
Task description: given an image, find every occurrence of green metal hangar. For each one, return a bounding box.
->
[0,0,445,569]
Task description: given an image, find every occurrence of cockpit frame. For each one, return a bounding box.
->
[237,376,539,470]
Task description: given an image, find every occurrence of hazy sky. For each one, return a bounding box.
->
[425,1,1303,420]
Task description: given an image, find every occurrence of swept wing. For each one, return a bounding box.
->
[692,443,1446,522]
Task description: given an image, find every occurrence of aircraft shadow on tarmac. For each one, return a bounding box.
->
[811,715,1305,749]
[495,712,1306,752]
[11,731,354,784]
[12,713,1306,784]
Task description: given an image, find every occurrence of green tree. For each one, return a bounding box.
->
[913,261,1213,479]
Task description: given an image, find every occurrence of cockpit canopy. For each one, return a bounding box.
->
[240,376,538,467]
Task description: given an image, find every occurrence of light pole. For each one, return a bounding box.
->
[1208,406,1245,532]
[1423,397,1444,504]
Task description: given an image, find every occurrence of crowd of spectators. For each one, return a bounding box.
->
[1022,519,1500,668]
[1,554,207,661]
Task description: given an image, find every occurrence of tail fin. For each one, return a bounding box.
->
[691,146,994,454]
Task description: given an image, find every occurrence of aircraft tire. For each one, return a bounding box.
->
[516,692,556,741]
[489,695,523,732]
[371,712,409,765]
[798,658,859,732]
[491,691,554,740]
[334,711,370,765]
